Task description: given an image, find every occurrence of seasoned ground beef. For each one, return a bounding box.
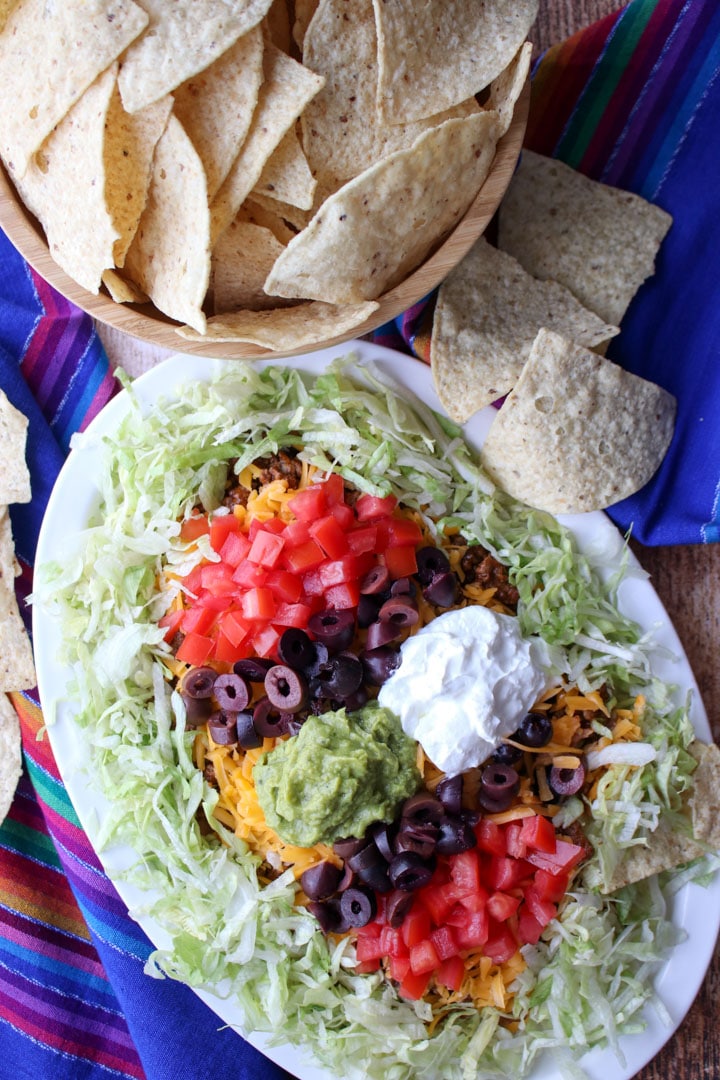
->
[460,545,519,609]
[222,447,303,509]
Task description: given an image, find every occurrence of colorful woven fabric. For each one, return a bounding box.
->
[0,1,718,1077]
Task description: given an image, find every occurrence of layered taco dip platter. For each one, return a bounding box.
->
[33,343,720,1080]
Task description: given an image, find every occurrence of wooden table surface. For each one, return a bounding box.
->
[96,3,720,1077]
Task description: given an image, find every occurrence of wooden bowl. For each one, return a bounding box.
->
[0,82,529,360]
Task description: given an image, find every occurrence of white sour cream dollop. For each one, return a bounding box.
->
[377,606,550,775]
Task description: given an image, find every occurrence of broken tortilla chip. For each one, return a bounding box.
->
[265,111,500,304]
[0,693,22,823]
[124,115,211,333]
[480,329,676,515]
[373,0,537,124]
[177,300,379,350]
[252,125,316,211]
[431,238,619,422]
[213,219,289,313]
[0,391,30,504]
[0,0,148,177]
[498,150,673,326]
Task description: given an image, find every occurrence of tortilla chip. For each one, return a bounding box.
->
[480,329,676,515]
[210,44,325,244]
[498,150,673,326]
[104,88,173,268]
[118,0,273,114]
[689,741,720,849]
[486,42,532,138]
[102,268,150,304]
[12,67,121,295]
[0,0,148,178]
[265,0,291,53]
[0,507,35,692]
[240,197,298,244]
[265,111,500,304]
[604,816,708,893]
[292,0,319,51]
[373,0,538,124]
[0,693,22,823]
[177,299,379,349]
[252,125,316,211]
[0,0,18,33]
[213,219,288,313]
[431,239,619,422]
[0,392,30,504]
[124,115,210,332]
[172,27,264,203]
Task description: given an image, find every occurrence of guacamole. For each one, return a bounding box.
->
[253,703,421,847]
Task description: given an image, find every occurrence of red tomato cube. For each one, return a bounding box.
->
[522,886,557,929]
[519,813,557,854]
[251,624,281,659]
[209,513,240,553]
[383,545,418,579]
[232,560,268,589]
[486,891,521,923]
[283,539,326,573]
[241,587,276,621]
[180,514,210,542]
[398,969,431,1000]
[287,485,327,521]
[475,819,508,856]
[323,581,360,610]
[401,907,431,949]
[385,517,423,547]
[272,602,312,628]
[455,910,489,951]
[435,955,465,992]
[355,493,398,520]
[310,515,348,559]
[409,939,440,975]
[175,632,214,665]
[219,530,251,568]
[265,569,303,603]
[429,925,458,962]
[484,921,518,964]
[526,840,585,876]
[346,524,378,554]
[247,529,286,569]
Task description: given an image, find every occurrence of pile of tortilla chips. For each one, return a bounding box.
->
[0,391,34,823]
[431,151,676,514]
[0,0,537,352]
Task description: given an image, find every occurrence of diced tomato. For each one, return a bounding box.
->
[310,515,349,559]
[354,493,397,520]
[241,586,276,621]
[158,608,183,642]
[214,630,253,664]
[454,883,488,914]
[232,560,268,589]
[435,954,465,992]
[217,609,250,647]
[383,544,418,579]
[522,886,557,929]
[200,562,236,595]
[486,891,521,923]
[272,602,312,628]
[519,813,557,854]
[401,906,431,949]
[323,581,361,610]
[194,591,234,612]
[505,823,527,860]
[526,840,585,876]
[175,631,214,665]
[398,968,430,1000]
[181,565,204,597]
[251,624,281,658]
[410,939,440,975]
[389,955,411,983]
[484,921,518,964]
[455,910,489,951]
[330,502,355,529]
[354,958,380,974]
[287,485,327,521]
[321,472,345,506]
[379,926,406,958]
[282,520,310,546]
[486,855,533,892]
[429,925,458,962]
[180,513,210,542]
[356,934,386,964]
[384,516,424,547]
[475,818,508,857]
[533,868,569,904]
[301,567,325,596]
[209,513,240,552]
[265,569,303,603]
[419,883,457,926]
[282,538,326,573]
[346,524,378,554]
[450,850,481,895]
[180,604,216,636]
[247,529,285,569]
[318,554,359,588]
[517,908,545,947]
[219,530,251,568]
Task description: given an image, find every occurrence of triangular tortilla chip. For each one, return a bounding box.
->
[177,300,378,350]
[0,508,35,691]
[481,329,676,514]
[431,238,619,422]
[252,126,316,211]
[213,219,289,313]
[0,391,30,504]
[0,692,22,823]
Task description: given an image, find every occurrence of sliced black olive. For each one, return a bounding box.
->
[333,836,368,860]
[388,852,434,892]
[213,673,250,712]
[549,761,586,796]
[365,618,402,651]
[389,577,415,597]
[377,597,419,628]
[369,820,396,862]
[359,564,391,595]
[385,889,415,929]
[336,862,355,893]
[207,710,238,746]
[182,666,217,699]
[422,570,458,608]
[307,898,347,935]
[319,652,363,699]
[252,697,292,737]
[341,686,368,712]
[300,860,343,901]
[435,816,477,855]
[303,640,330,677]
[235,710,263,749]
[357,593,383,628]
[394,823,437,860]
[264,665,307,712]
[480,763,520,801]
[513,711,553,748]
[339,886,377,928]
[435,774,463,815]
[360,645,401,686]
[181,693,213,728]
[277,628,316,671]
[347,843,392,892]
[233,657,274,682]
[492,742,523,766]
[415,545,451,585]
[307,608,355,653]
[401,792,445,828]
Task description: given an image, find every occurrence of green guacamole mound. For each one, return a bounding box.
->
[253,703,421,848]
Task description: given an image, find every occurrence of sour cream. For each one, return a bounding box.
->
[377,606,550,775]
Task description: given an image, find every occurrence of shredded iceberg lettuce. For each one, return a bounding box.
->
[35,357,707,1080]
